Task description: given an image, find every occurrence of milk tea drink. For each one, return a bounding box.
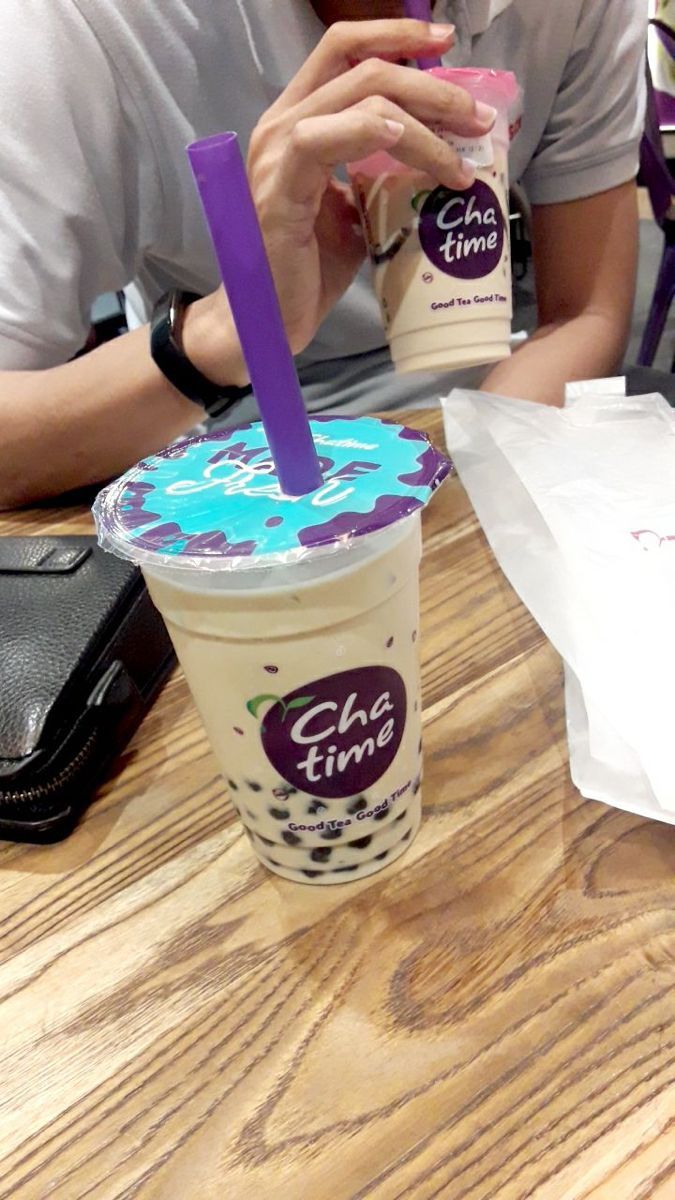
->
[349,68,521,374]
[93,416,450,885]
[144,514,423,883]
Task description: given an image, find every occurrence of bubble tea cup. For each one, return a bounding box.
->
[349,68,522,374]
[93,415,450,883]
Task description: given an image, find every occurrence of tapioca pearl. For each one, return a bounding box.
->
[257,834,274,847]
[347,796,368,815]
[227,779,239,791]
[412,630,417,642]
[273,784,297,799]
[395,809,407,823]
[321,827,343,841]
[283,830,302,846]
[245,809,258,821]
[303,869,321,878]
[246,780,262,792]
[333,865,359,874]
[264,665,279,674]
[418,737,423,755]
[268,858,282,867]
[412,776,421,796]
[307,800,328,815]
[374,850,389,861]
[349,835,372,850]
[233,727,244,736]
[373,808,389,822]
[311,846,332,864]
[414,701,419,713]
[386,636,394,649]
[401,828,413,842]
[269,807,290,821]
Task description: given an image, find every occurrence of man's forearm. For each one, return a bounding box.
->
[480,311,628,408]
[485,184,639,407]
[0,299,245,509]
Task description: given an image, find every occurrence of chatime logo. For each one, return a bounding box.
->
[251,667,407,799]
[419,180,505,281]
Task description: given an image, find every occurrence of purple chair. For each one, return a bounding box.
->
[638,52,675,368]
[650,18,675,129]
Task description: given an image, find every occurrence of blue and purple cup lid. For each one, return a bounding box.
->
[93,416,450,571]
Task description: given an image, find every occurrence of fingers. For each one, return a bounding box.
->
[273,110,408,208]
[352,98,478,188]
[273,18,455,109]
[272,102,475,215]
[293,57,496,139]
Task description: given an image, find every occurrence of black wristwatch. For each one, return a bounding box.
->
[150,289,252,419]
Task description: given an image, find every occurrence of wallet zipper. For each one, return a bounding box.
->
[0,660,150,832]
[0,727,100,809]
[0,723,102,820]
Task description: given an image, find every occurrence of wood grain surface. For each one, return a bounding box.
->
[2,409,675,1200]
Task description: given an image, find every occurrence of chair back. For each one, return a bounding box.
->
[641,60,674,228]
[650,16,675,126]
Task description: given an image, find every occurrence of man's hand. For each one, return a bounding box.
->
[1,17,498,507]
[185,18,497,381]
[482,182,639,406]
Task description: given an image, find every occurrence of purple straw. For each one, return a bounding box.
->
[404,0,443,69]
[187,133,323,497]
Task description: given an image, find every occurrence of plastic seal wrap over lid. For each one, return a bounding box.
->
[93,415,451,572]
[428,67,523,141]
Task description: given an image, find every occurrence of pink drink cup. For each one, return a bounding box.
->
[349,68,520,374]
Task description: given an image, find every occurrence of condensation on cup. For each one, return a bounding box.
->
[349,68,522,374]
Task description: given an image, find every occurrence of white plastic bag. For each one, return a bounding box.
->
[442,383,675,823]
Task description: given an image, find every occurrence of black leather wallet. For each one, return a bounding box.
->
[0,535,175,843]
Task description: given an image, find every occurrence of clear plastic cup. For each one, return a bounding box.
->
[142,513,423,883]
[93,415,450,884]
[349,68,521,374]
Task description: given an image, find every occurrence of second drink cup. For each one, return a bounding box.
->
[349,67,521,375]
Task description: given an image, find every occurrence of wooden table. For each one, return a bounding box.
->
[2,408,675,1200]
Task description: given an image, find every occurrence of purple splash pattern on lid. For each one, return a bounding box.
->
[297,494,425,547]
[93,416,451,571]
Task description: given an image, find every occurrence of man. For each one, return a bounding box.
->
[0,1,645,506]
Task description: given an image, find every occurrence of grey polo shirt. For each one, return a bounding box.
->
[0,0,646,410]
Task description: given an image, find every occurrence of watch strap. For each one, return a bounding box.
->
[150,289,252,419]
